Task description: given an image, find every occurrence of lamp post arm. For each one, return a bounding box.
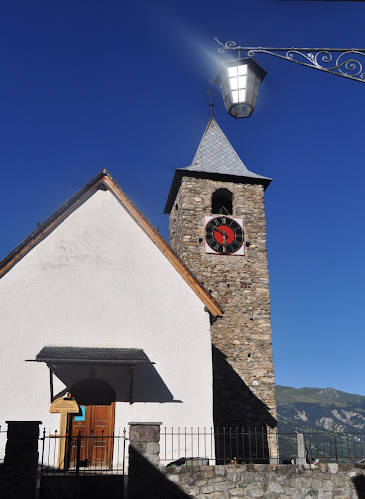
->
[214,38,365,83]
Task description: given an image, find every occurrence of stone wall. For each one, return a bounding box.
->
[128,422,161,498]
[169,176,276,427]
[0,421,41,499]
[161,462,365,498]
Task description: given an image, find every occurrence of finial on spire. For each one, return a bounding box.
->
[206,85,215,118]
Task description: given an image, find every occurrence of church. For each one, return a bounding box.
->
[0,116,276,466]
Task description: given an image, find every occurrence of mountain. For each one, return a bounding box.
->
[276,385,365,433]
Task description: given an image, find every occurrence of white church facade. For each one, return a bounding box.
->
[0,117,276,467]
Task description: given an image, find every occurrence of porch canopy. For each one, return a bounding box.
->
[28,346,155,404]
[33,346,154,366]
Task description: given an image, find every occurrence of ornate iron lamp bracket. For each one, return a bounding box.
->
[214,38,365,83]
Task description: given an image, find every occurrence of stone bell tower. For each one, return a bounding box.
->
[164,116,277,429]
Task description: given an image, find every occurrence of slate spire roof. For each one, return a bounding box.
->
[183,116,271,181]
[164,116,272,214]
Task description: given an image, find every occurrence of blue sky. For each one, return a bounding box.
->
[1,1,364,395]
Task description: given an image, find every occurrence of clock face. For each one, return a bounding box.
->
[204,216,244,255]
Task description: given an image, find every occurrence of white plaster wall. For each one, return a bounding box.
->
[0,190,213,446]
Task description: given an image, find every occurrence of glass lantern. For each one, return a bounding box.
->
[214,58,267,118]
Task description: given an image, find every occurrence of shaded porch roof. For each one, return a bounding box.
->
[31,346,154,366]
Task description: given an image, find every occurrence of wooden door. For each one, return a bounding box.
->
[71,402,115,468]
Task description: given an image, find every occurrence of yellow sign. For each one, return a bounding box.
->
[49,396,80,470]
[49,396,79,414]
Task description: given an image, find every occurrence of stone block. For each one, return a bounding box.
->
[246,485,264,497]
[338,464,353,472]
[319,463,328,473]
[304,489,318,499]
[277,464,290,474]
[195,479,208,486]
[227,469,241,482]
[146,442,160,454]
[180,475,195,485]
[292,489,303,499]
[289,478,308,488]
[275,474,286,482]
[230,489,245,496]
[166,474,179,483]
[201,484,215,494]
[240,473,255,484]
[195,471,207,480]
[318,492,332,499]
[212,492,229,499]
[129,424,160,443]
[183,486,200,496]
[332,475,347,488]
[323,480,334,491]
[214,482,230,492]
[267,481,283,494]
[214,465,226,476]
[311,478,323,489]
[211,476,226,483]
[332,489,345,496]
[327,463,339,474]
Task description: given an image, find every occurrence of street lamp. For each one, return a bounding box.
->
[214,38,365,118]
[214,58,266,118]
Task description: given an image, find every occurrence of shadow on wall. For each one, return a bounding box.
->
[40,475,126,499]
[212,344,276,428]
[128,447,189,499]
[51,358,180,403]
[353,473,365,499]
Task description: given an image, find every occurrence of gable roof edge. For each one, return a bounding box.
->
[0,170,106,278]
[102,175,223,317]
[0,170,223,318]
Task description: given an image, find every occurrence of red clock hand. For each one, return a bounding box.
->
[215,226,229,244]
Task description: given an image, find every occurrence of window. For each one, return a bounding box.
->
[212,188,233,215]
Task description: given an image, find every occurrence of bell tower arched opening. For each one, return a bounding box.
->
[212,188,233,215]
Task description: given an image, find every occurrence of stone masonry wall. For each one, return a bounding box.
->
[128,422,161,498]
[169,177,276,427]
[162,463,365,498]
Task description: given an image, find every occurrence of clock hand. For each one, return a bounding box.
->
[215,227,227,236]
[215,227,230,244]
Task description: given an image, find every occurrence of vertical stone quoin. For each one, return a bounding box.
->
[165,117,276,429]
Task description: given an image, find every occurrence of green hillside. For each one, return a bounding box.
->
[276,385,365,407]
[276,385,365,433]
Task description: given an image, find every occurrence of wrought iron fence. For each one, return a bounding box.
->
[39,429,128,475]
[159,427,365,465]
[39,429,128,499]
[303,428,365,464]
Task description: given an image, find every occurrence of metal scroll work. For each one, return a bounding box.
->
[214,38,365,83]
